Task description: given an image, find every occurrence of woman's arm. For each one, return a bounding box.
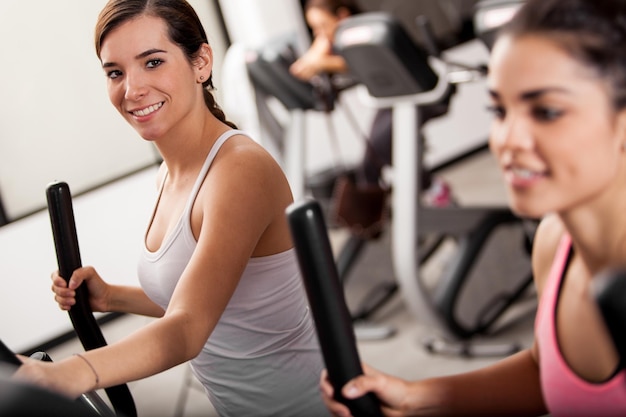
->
[410,348,545,416]
[290,35,349,81]
[322,348,546,417]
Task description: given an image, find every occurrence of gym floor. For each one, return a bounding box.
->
[46,149,539,417]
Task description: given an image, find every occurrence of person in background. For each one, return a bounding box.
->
[14,1,329,416]
[321,0,626,415]
[290,0,453,211]
[290,0,361,81]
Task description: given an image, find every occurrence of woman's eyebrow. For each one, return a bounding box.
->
[519,87,570,100]
[102,48,167,68]
[488,86,571,101]
[135,48,167,59]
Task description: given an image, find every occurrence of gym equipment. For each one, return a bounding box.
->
[0,181,138,417]
[246,34,319,112]
[592,268,626,366]
[0,337,113,417]
[0,194,7,227]
[473,0,525,49]
[244,33,357,201]
[46,181,136,417]
[332,10,534,355]
[287,199,383,417]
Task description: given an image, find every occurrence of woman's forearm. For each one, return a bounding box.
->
[107,284,164,317]
[54,311,199,397]
[407,350,546,416]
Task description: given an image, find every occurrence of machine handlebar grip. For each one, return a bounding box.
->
[46,181,137,417]
[286,199,384,417]
[593,268,626,367]
[0,339,22,369]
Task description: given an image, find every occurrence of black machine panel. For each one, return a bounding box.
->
[334,12,439,98]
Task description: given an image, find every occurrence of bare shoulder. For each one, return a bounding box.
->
[215,133,282,174]
[531,214,566,296]
[203,132,292,207]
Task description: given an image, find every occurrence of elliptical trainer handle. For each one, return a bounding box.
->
[46,181,137,417]
[592,268,626,367]
[46,182,106,350]
[286,200,383,417]
[0,339,22,369]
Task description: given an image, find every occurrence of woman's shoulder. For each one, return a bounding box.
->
[216,131,284,175]
[532,214,567,295]
[204,130,292,201]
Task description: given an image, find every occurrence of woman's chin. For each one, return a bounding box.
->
[509,202,545,220]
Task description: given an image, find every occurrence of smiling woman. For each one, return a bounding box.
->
[12,1,330,416]
[320,0,626,416]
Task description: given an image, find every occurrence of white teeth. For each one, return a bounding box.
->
[512,167,538,179]
[133,102,163,117]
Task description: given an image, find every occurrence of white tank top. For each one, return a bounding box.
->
[137,130,329,416]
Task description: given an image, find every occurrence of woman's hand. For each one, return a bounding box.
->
[320,364,420,417]
[51,266,111,312]
[13,355,95,399]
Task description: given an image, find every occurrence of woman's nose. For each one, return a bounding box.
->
[490,114,533,151]
[124,72,148,101]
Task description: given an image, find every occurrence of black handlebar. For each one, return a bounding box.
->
[592,268,626,367]
[0,339,22,368]
[286,200,384,417]
[46,181,137,417]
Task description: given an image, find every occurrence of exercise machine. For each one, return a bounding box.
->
[0,339,113,417]
[473,0,525,49]
[0,181,137,417]
[245,33,339,201]
[593,268,626,366]
[0,190,7,227]
[331,9,534,355]
[46,181,137,416]
[245,2,533,351]
[287,199,383,417]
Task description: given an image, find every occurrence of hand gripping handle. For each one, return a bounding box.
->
[286,199,384,417]
[46,181,137,417]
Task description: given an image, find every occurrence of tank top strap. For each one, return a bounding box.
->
[182,129,245,214]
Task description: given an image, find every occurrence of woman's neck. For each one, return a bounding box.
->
[155,112,229,180]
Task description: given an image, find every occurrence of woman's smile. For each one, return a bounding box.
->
[130,101,164,118]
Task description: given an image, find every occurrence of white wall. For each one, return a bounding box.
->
[0,0,228,221]
[219,0,310,52]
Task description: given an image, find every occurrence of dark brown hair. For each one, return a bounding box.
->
[303,0,362,15]
[95,0,237,128]
[499,0,626,110]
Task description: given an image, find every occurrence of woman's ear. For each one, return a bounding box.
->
[194,43,213,82]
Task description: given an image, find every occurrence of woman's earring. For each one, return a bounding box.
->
[198,75,205,83]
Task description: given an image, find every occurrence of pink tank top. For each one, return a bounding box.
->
[535,234,626,416]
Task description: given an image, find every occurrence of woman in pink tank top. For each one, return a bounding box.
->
[321,0,626,415]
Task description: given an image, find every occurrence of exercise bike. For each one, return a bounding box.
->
[327,3,536,355]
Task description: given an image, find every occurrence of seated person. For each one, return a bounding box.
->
[291,0,454,211]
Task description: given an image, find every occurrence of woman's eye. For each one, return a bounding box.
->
[107,70,122,79]
[532,106,563,121]
[146,59,163,69]
[486,104,505,119]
